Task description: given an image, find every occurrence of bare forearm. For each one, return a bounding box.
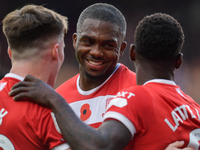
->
[49,96,110,150]
[9,75,129,150]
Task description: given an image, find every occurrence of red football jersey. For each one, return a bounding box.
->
[0,73,69,150]
[104,79,200,149]
[56,63,136,128]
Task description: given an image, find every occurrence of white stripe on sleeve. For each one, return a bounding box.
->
[104,111,136,137]
[51,143,70,150]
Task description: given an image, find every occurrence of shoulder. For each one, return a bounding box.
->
[117,85,150,100]
[56,74,79,92]
[113,63,136,86]
[117,64,136,80]
[104,86,153,136]
[107,85,152,110]
[0,77,20,97]
[27,102,53,117]
[118,63,135,75]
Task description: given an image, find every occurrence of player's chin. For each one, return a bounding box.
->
[85,70,105,79]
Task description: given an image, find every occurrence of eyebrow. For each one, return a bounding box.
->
[80,35,117,43]
[103,39,118,43]
[79,35,94,41]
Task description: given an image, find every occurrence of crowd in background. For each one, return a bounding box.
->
[0,0,200,103]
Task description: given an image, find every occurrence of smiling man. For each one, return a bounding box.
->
[56,3,136,128]
[9,4,195,150]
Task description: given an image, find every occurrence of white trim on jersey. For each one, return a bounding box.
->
[77,63,121,95]
[70,95,114,125]
[104,111,136,137]
[51,143,70,150]
[143,79,176,86]
[4,73,24,81]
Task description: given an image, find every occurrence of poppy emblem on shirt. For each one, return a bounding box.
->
[80,103,91,121]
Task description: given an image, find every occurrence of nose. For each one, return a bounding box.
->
[90,44,103,58]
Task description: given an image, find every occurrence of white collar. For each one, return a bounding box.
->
[5,73,24,81]
[77,63,120,95]
[143,79,176,86]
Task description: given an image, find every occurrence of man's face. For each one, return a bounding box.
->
[73,18,126,79]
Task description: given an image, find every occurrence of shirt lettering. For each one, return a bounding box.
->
[164,105,199,132]
[0,82,7,91]
[0,108,8,125]
[106,91,135,110]
[115,91,135,99]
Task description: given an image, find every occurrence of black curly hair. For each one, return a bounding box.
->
[76,3,126,40]
[134,13,184,60]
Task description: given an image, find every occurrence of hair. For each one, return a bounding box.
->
[2,4,68,52]
[134,13,184,60]
[76,3,126,40]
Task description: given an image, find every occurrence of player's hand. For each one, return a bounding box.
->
[165,141,195,150]
[9,75,63,108]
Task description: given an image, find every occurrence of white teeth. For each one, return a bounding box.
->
[88,60,102,65]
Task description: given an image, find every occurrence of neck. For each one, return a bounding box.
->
[136,62,175,85]
[79,66,116,91]
[9,60,53,86]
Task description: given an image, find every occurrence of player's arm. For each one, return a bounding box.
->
[9,75,132,150]
[51,145,71,150]
[9,75,194,150]
[48,92,131,150]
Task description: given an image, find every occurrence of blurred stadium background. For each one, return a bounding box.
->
[1,0,200,103]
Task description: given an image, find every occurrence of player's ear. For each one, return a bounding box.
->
[52,43,59,61]
[7,47,12,59]
[119,41,127,56]
[72,33,77,49]
[129,44,136,61]
[175,53,183,69]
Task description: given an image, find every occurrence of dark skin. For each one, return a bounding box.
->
[9,45,188,150]
[9,75,131,150]
[129,44,183,85]
[73,19,126,91]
